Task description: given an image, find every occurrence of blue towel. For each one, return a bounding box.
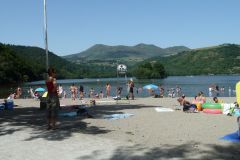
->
[103,113,134,120]
[220,131,240,142]
[59,112,77,117]
[233,110,240,116]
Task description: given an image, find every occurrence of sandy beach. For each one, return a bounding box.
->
[0,97,239,160]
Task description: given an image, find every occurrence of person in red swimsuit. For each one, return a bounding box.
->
[46,67,60,130]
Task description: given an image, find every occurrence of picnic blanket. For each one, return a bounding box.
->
[103,113,134,120]
[59,111,77,117]
[155,107,174,112]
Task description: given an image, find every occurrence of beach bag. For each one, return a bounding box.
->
[183,104,190,111]
[0,103,5,110]
[190,104,197,109]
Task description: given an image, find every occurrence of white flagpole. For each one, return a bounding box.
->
[44,0,49,71]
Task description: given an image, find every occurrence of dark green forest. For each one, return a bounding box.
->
[132,61,167,79]
[152,44,240,75]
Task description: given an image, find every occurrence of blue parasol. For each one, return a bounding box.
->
[143,84,159,90]
[35,87,45,92]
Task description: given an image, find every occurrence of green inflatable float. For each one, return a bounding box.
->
[202,103,222,109]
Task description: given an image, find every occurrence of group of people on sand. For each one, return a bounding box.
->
[53,83,111,100]
[68,83,109,100]
[176,91,234,113]
[177,91,206,112]
[66,79,135,101]
[151,85,181,98]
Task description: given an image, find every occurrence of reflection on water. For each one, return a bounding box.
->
[0,75,239,98]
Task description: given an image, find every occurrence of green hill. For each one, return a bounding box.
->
[0,43,87,84]
[147,44,240,75]
[7,44,87,79]
[63,43,190,65]
[0,44,41,84]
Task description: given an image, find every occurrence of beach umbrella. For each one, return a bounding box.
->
[143,84,159,90]
[35,87,45,92]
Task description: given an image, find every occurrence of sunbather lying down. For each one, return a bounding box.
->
[113,96,121,100]
[154,94,163,98]
[80,99,96,106]
[64,105,93,118]
[177,95,198,113]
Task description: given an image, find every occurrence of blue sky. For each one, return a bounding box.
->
[0,0,240,56]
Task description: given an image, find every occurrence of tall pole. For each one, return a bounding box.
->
[44,0,49,71]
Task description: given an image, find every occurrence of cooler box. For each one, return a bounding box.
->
[5,100,14,110]
[40,97,47,110]
[0,103,5,111]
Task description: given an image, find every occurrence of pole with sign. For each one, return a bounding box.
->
[116,64,129,103]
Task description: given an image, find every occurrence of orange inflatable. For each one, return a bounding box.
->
[196,103,202,111]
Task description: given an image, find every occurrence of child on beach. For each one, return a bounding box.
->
[177,95,198,112]
[196,92,206,104]
[99,91,104,99]
[213,97,223,103]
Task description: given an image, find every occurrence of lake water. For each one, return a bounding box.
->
[1,75,240,99]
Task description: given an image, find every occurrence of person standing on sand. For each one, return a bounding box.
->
[58,84,63,98]
[106,83,111,98]
[79,85,84,100]
[70,83,77,100]
[15,86,22,98]
[46,67,60,130]
[129,79,134,100]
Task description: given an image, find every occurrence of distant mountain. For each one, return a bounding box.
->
[145,44,240,75]
[63,43,190,64]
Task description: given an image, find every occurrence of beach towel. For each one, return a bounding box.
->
[220,131,240,142]
[233,109,240,116]
[222,103,235,115]
[155,107,174,112]
[103,113,134,120]
[96,100,116,103]
[59,111,77,117]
